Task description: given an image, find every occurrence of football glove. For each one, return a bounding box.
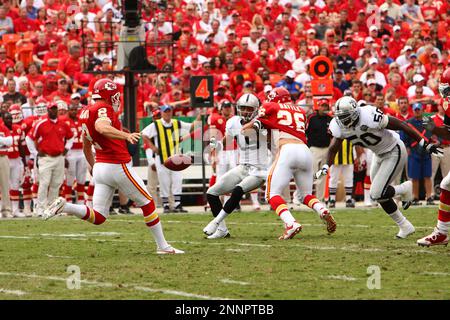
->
[314,164,329,180]
[422,116,436,132]
[419,138,444,157]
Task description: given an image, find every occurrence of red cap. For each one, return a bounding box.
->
[358,9,365,15]
[45,19,52,24]
[382,34,390,40]
[234,58,245,65]
[231,10,239,16]
[191,53,198,59]
[49,39,57,45]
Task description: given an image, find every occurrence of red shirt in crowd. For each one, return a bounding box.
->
[57,55,81,78]
[28,117,73,156]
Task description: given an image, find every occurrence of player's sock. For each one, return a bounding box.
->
[64,184,72,202]
[64,203,106,225]
[209,174,216,187]
[269,195,296,225]
[23,188,32,212]
[76,184,85,204]
[141,201,169,249]
[379,199,405,225]
[437,189,450,234]
[250,192,259,205]
[174,194,182,208]
[345,187,353,201]
[10,190,20,214]
[389,209,406,226]
[206,193,222,216]
[364,176,372,204]
[303,194,327,217]
[86,183,94,206]
[161,197,169,209]
[32,183,38,204]
[329,187,336,201]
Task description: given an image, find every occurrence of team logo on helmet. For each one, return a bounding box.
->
[104,82,117,91]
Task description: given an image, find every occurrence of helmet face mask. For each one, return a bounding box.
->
[237,104,257,122]
[334,96,359,128]
[236,93,260,122]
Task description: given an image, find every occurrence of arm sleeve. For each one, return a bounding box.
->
[142,123,156,138]
[25,135,38,158]
[64,137,74,150]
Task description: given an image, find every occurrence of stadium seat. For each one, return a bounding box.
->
[2,34,20,59]
[16,42,34,68]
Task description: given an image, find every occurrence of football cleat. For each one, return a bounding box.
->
[417,228,449,247]
[328,200,336,208]
[203,219,219,236]
[163,206,171,214]
[398,181,413,210]
[396,220,415,239]
[13,211,26,218]
[345,199,355,208]
[156,245,185,254]
[42,197,66,220]
[279,221,302,240]
[174,204,188,213]
[320,210,337,234]
[206,228,231,239]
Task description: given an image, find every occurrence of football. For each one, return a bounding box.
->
[163,154,193,171]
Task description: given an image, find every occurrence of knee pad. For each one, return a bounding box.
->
[223,186,244,214]
[370,185,395,202]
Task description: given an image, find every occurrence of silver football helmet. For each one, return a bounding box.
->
[236,93,260,122]
[334,96,359,128]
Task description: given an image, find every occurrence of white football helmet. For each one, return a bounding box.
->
[236,93,260,122]
[334,96,359,128]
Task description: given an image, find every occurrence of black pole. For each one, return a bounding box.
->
[123,70,139,165]
[201,112,206,207]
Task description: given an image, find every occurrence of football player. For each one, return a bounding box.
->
[3,111,27,217]
[243,87,337,240]
[62,103,87,204]
[316,96,443,239]
[203,93,269,239]
[42,78,184,254]
[418,68,450,246]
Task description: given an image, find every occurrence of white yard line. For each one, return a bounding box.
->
[220,278,251,286]
[1,234,448,256]
[0,288,27,296]
[225,248,250,252]
[0,272,231,300]
[325,275,358,281]
[421,272,450,276]
[45,254,74,259]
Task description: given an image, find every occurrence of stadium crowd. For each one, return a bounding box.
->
[0,0,450,217]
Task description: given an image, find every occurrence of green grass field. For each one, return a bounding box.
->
[1,206,450,300]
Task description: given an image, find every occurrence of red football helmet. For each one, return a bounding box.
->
[8,104,23,123]
[92,78,121,110]
[439,67,450,100]
[266,87,291,103]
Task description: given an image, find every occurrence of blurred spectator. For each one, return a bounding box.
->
[0,6,14,37]
[400,102,435,205]
[276,70,302,101]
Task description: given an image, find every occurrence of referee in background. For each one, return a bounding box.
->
[328,138,355,208]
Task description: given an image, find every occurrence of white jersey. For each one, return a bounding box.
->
[329,105,401,155]
[226,116,268,168]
